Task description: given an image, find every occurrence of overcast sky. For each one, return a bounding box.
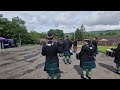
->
[0,11,120,33]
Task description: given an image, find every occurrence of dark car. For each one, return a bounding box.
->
[3,39,9,49]
[8,39,17,48]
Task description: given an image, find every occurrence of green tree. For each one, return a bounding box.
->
[75,28,83,41]
[48,29,64,40]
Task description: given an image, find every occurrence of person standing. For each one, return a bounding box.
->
[57,39,64,57]
[78,39,96,79]
[92,37,98,58]
[73,38,78,53]
[63,36,72,64]
[41,32,62,79]
[112,43,120,75]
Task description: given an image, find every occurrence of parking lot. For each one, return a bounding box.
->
[0,45,120,79]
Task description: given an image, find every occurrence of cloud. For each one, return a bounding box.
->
[0,11,120,33]
[82,11,120,25]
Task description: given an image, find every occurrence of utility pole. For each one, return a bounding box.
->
[19,33,21,46]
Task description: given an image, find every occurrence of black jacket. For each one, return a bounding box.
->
[73,41,77,46]
[92,40,98,48]
[79,44,96,62]
[41,40,62,64]
[113,48,120,64]
[63,39,72,51]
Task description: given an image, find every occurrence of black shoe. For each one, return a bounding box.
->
[86,75,91,79]
[81,76,87,79]
[65,63,67,64]
[115,71,120,75]
[69,62,71,64]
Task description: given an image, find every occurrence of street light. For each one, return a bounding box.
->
[73,27,75,39]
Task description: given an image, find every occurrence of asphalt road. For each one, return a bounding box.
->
[0,45,120,79]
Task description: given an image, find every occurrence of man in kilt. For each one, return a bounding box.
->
[92,37,98,58]
[57,39,64,57]
[78,39,97,79]
[112,43,120,75]
[63,36,73,64]
[73,38,78,53]
[41,32,62,79]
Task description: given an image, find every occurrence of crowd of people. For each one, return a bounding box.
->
[41,32,120,79]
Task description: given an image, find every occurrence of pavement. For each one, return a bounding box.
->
[0,45,120,79]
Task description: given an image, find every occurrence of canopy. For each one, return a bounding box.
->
[99,39,108,42]
[0,37,5,42]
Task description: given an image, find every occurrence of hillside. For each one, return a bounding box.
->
[88,29,120,34]
[65,29,120,35]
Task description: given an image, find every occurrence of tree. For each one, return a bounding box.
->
[75,28,83,41]
[48,29,64,40]
[88,32,96,38]
[80,24,87,38]
[0,15,29,44]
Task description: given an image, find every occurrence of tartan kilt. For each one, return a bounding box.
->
[46,63,59,74]
[73,46,77,50]
[80,61,96,69]
[114,59,120,65]
[58,46,64,53]
[93,49,98,56]
[64,51,71,57]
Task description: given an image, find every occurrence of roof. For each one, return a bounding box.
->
[99,39,108,42]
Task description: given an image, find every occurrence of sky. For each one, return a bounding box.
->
[0,11,120,33]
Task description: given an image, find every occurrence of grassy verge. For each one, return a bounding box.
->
[77,45,117,53]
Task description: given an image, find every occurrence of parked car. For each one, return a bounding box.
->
[7,39,17,48]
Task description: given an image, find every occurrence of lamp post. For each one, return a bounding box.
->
[62,27,65,39]
[73,27,75,39]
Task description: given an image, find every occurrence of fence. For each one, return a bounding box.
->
[77,40,120,46]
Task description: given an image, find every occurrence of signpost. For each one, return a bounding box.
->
[19,33,21,46]
[0,42,4,53]
[0,42,1,53]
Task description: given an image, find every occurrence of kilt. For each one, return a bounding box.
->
[114,59,120,65]
[58,46,64,53]
[64,51,71,57]
[80,61,96,69]
[46,63,59,74]
[73,46,77,50]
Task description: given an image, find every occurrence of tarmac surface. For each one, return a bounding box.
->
[0,45,120,79]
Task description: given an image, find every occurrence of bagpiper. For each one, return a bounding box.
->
[112,43,120,75]
[41,32,62,79]
[63,36,73,64]
[92,37,98,58]
[78,39,96,79]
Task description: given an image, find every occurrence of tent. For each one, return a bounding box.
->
[99,39,109,46]
[99,39,108,42]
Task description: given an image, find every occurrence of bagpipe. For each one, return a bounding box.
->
[76,51,80,60]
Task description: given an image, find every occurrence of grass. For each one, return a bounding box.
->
[77,45,117,53]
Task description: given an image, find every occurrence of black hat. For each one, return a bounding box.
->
[48,32,53,37]
[94,37,97,39]
[84,38,91,43]
[66,35,68,37]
